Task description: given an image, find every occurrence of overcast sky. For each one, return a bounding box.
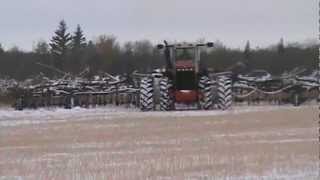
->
[0,0,317,50]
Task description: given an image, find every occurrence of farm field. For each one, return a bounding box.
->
[0,105,318,179]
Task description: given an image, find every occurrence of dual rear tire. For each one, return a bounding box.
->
[139,77,154,111]
[159,78,173,111]
[198,75,232,110]
[139,77,173,111]
[198,76,213,110]
[216,76,233,110]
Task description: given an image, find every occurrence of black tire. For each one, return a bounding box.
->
[217,76,232,110]
[15,97,24,111]
[139,77,154,111]
[64,95,72,109]
[159,77,173,111]
[292,93,300,106]
[199,76,213,110]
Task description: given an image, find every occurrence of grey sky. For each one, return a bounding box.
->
[0,0,317,50]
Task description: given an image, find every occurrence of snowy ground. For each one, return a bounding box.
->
[0,105,309,127]
[0,105,318,179]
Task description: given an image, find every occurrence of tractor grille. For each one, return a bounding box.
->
[176,71,196,90]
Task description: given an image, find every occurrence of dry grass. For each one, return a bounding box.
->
[0,106,318,179]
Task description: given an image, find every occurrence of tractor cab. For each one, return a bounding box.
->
[172,45,199,92]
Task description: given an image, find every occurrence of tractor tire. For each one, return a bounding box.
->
[15,97,24,111]
[159,77,173,111]
[292,92,300,106]
[139,77,154,111]
[217,76,232,110]
[199,76,213,110]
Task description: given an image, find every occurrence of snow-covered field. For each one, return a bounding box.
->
[0,105,308,127]
[0,105,318,179]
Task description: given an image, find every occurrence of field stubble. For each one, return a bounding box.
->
[0,106,318,179]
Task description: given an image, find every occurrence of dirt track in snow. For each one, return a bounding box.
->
[0,106,318,179]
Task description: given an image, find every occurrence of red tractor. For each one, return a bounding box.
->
[139,41,232,111]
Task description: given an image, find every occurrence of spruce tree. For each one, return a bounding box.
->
[70,25,87,73]
[72,25,86,51]
[0,43,4,54]
[49,20,72,69]
[278,38,285,55]
[244,40,251,69]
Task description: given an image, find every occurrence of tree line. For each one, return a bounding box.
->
[0,20,317,80]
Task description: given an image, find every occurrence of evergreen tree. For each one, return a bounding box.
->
[277,38,285,55]
[71,25,86,51]
[69,25,87,73]
[49,20,72,70]
[0,43,4,54]
[244,40,251,69]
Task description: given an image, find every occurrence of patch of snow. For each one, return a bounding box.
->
[0,105,312,127]
[0,176,23,180]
